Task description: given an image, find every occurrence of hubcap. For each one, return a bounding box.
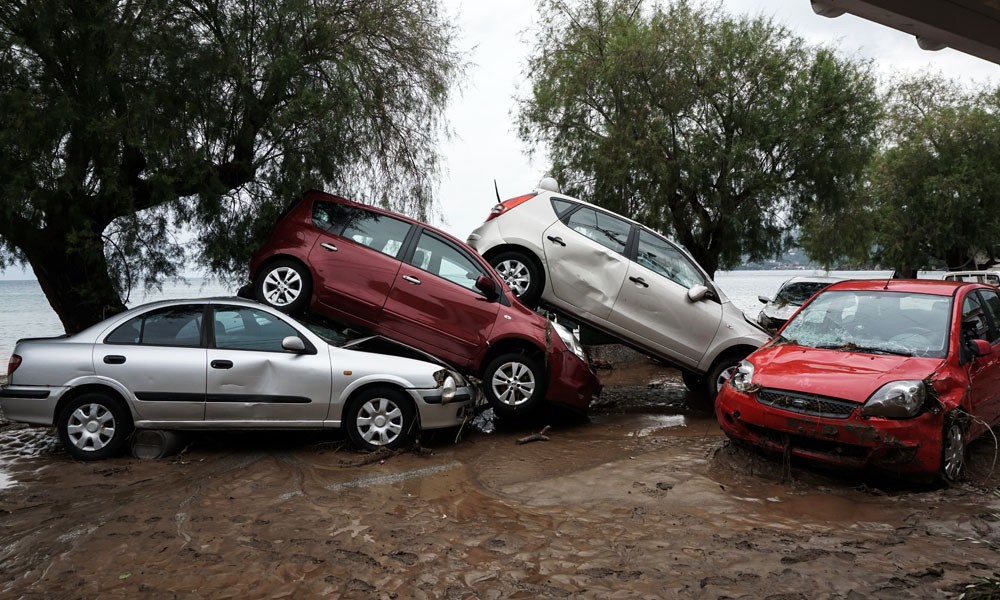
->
[491,361,537,407]
[943,423,964,481]
[495,260,531,297]
[262,267,303,307]
[356,397,404,446]
[66,403,116,452]
[715,365,739,393]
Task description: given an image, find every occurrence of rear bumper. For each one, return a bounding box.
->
[715,386,944,477]
[545,350,602,412]
[0,385,67,426]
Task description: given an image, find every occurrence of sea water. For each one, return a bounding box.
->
[1,269,933,366]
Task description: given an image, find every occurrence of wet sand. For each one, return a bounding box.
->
[2,360,999,599]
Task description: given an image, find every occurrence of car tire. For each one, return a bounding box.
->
[483,352,547,419]
[255,259,312,315]
[703,355,743,407]
[345,387,417,452]
[57,392,134,461]
[681,371,704,393]
[941,413,967,483]
[490,251,542,307]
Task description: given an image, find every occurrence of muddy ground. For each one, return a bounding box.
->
[2,352,1000,599]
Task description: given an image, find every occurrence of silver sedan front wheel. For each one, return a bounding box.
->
[346,387,416,451]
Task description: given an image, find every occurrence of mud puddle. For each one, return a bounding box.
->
[2,363,999,598]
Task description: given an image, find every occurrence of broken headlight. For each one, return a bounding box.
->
[552,321,587,362]
[729,360,756,392]
[861,380,926,418]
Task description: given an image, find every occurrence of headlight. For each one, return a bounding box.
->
[862,380,926,418]
[729,360,756,392]
[433,369,459,404]
[552,321,587,362]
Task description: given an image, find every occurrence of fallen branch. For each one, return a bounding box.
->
[517,425,552,445]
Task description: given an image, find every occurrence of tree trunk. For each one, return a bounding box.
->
[20,226,127,334]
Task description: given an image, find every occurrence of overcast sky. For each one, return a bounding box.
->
[2,0,998,280]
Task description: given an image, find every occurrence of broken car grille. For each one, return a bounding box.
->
[755,388,858,420]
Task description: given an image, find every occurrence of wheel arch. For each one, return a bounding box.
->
[703,344,758,375]
[251,253,312,282]
[55,384,133,427]
[481,244,546,287]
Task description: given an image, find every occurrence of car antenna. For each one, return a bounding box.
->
[494,179,501,203]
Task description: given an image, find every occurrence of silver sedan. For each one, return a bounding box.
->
[0,298,474,460]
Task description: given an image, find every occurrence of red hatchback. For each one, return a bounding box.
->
[246,190,601,418]
[716,279,1000,482]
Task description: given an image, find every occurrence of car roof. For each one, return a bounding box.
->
[824,278,979,296]
[302,189,474,250]
[782,276,843,285]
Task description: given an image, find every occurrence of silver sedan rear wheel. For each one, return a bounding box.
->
[57,392,133,461]
[346,387,416,451]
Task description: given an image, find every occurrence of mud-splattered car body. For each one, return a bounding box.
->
[716,279,1000,481]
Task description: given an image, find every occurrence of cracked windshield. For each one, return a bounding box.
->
[779,290,951,358]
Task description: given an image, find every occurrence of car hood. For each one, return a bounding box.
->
[342,335,464,374]
[760,302,799,321]
[750,344,946,403]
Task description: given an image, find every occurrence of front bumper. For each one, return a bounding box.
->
[410,384,477,430]
[715,385,944,478]
[544,350,602,412]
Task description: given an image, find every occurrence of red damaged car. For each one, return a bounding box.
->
[716,279,1000,482]
[246,190,601,419]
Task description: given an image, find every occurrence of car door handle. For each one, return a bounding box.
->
[402,275,421,285]
[629,276,649,288]
[103,355,126,365]
[320,242,337,252]
[211,360,234,369]
[546,235,566,247]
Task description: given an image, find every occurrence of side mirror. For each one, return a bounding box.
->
[970,338,992,358]
[687,284,710,302]
[758,295,771,304]
[282,336,307,353]
[475,275,499,299]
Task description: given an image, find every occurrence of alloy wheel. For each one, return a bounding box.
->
[262,266,303,307]
[495,259,531,297]
[490,361,537,407]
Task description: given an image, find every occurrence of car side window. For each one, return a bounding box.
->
[563,208,630,254]
[212,306,300,352]
[961,294,992,342]
[408,231,488,293]
[314,201,411,259]
[550,198,576,219]
[635,230,704,289]
[975,289,1000,343]
[106,305,204,347]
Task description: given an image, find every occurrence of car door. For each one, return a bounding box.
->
[607,230,722,364]
[379,229,501,369]
[542,206,631,320]
[96,304,208,422]
[204,305,333,424]
[968,289,1000,424]
[308,200,413,326]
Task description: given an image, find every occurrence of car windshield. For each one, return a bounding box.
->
[296,314,352,346]
[775,281,831,306]
[779,290,951,358]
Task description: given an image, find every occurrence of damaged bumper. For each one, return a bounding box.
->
[715,386,945,477]
[544,349,602,412]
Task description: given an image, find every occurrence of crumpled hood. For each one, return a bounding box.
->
[750,344,945,403]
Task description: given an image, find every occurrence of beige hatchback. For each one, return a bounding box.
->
[467,179,769,403]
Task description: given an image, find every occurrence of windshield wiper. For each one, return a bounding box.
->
[815,342,912,357]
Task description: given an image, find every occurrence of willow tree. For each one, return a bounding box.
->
[866,77,1000,273]
[517,0,881,276]
[0,0,461,332]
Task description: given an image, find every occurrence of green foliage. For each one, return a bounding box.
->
[517,0,881,276]
[0,0,461,329]
[863,76,1000,272]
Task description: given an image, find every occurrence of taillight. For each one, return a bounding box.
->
[484,193,536,222]
[7,354,21,377]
